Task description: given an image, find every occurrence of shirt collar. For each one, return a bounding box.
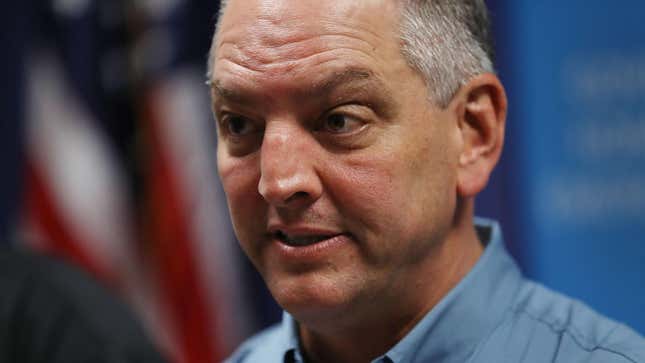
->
[282,312,301,362]
[384,217,523,363]
[278,218,523,363]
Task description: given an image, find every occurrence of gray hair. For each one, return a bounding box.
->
[399,0,495,106]
[207,0,495,107]
[206,0,229,84]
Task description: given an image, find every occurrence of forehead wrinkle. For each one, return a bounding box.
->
[217,31,380,75]
[247,16,390,50]
[213,64,397,122]
[212,67,385,105]
[214,6,397,69]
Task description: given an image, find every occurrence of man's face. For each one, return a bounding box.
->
[212,0,462,323]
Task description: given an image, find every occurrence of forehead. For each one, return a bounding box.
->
[218,0,400,37]
[213,0,402,78]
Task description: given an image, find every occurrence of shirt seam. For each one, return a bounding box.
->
[509,307,640,362]
[464,308,518,363]
[465,270,527,363]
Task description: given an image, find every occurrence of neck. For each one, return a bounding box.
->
[299,199,483,363]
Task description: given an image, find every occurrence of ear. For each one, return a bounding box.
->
[451,73,507,197]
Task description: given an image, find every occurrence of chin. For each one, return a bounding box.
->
[267,271,361,325]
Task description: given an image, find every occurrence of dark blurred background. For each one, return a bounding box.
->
[1,0,644,362]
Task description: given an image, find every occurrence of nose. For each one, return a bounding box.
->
[258,122,322,208]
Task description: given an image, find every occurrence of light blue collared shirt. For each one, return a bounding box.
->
[226,218,645,363]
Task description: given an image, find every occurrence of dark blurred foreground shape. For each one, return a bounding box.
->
[0,247,168,363]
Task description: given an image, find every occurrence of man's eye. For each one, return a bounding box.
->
[224,115,254,136]
[323,114,364,134]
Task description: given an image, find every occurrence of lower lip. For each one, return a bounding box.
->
[273,234,352,261]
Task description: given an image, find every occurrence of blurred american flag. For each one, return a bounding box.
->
[15,0,256,361]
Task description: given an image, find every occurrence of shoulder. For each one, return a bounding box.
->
[0,249,139,336]
[225,324,291,363]
[0,249,166,363]
[481,280,645,362]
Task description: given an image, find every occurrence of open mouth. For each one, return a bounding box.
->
[273,230,336,247]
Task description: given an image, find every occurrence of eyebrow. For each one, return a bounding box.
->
[211,80,249,104]
[309,68,376,96]
[210,67,387,104]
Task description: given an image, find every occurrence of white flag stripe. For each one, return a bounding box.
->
[26,51,132,278]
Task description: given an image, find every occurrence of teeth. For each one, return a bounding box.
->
[275,231,329,246]
[286,236,326,246]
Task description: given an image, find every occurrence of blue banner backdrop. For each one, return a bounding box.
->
[486,0,645,334]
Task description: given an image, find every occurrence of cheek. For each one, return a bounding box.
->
[218,152,258,201]
[326,155,402,237]
[327,158,436,272]
[324,134,457,261]
[217,154,265,240]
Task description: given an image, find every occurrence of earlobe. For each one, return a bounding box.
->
[454,73,507,197]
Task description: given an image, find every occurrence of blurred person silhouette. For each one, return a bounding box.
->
[207,0,645,362]
[0,247,168,363]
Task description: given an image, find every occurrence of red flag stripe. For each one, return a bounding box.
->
[143,89,222,363]
[23,158,117,286]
